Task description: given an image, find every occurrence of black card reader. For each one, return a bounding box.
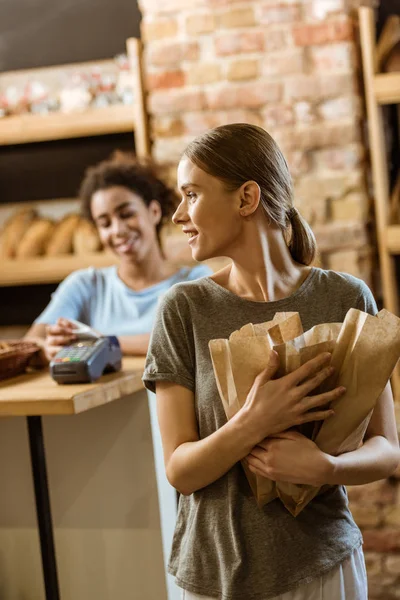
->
[50,337,122,384]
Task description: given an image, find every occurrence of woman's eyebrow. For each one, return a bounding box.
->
[180,183,200,191]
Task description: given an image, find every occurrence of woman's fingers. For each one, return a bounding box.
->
[48,336,76,347]
[298,408,335,425]
[303,385,346,411]
[296,365,334,398]
[287,352,332,386]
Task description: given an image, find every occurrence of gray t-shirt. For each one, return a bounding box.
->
[143,267,378,600]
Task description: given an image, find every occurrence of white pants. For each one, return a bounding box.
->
[181,545,367,600]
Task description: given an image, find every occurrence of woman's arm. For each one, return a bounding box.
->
[157,352,345,495]
[118,334,150,356]
[328,382,400,485]
[246,383,400,486]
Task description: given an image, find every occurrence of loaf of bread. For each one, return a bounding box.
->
[16,218,55,258]
[0,207,37,258]
[73,218,102,254]
[45,214,81,256]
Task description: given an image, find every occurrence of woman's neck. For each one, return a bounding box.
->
[213,219,312,303]
[117,244,176,291]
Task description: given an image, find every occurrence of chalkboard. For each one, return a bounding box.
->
[0,0,141,71]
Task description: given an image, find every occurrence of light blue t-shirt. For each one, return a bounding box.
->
[35,264,212,336]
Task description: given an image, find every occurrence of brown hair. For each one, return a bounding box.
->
[183,123,317,265]
[79,151,179,247]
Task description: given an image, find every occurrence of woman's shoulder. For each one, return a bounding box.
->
[311,267,377,314]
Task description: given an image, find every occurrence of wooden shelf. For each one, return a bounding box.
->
[386,225,400,253]
[374,72,400,104]
[0,254,117,286]
[0,104,136,146]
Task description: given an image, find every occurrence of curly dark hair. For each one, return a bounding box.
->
[79,151,179,247]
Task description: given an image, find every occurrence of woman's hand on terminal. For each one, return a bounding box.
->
[240,351,346,444]
[44,317,77,362]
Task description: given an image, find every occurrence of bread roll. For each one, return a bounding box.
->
[45,214,81,256]
[16,219,55,258]
[73,218,102,254]
[0,208,37,258]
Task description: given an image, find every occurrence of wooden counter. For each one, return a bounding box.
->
[0,357,146,416]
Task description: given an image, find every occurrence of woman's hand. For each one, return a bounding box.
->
[44,317,77,362]
[245,430,333,486]
[240,350,346,444]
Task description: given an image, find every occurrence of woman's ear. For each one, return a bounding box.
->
[239,181,261,217]
[148,200,163,226]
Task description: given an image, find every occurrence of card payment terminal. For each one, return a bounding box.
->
[50,337,122,384]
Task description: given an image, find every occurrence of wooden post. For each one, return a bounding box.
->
[126,38,151,158]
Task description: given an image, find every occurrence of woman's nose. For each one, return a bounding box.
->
[110,218,126,237]
[172,200,188,225]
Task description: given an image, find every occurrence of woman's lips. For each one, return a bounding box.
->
[187,233,198,245]
[114,237,139,254]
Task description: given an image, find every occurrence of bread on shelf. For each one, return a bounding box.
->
[16,218,55,258]
[73,218,102,254]
[46,214,81,256]
[0,207,37,258]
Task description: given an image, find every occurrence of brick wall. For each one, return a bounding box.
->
[138,1,400,597]
[138,0,375,285]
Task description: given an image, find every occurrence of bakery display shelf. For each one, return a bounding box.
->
[374,72,400,105]
[0,253,117,286]
[386,225,400,253]
[0,104,136,146]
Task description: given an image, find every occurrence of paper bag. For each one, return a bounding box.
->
[277,309,400,516]
[210,308,400,517]
[209,312,304,504]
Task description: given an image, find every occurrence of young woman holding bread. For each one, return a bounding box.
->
[143,124,400,600]
[26,153,211,360]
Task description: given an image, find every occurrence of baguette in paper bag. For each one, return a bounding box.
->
[209,308,400,516]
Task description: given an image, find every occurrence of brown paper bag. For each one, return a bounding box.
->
[210,308,400,517]
[209,312,304,504]
[277,308,400,516]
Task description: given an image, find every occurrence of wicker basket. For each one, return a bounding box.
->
[0,340,41,381]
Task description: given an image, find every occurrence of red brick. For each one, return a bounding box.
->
[303,0,346,21]
[146,70,185,91]
[141,17,179,42]
[347,480,397,506]
[364,551,383,578]
[185,13,216,35]
[153,137,193,164]
[227,59,259,81]
[149,89,206,115]
[313,222,368,252]
[222,109,263,127]
[181,112,225,135]
[187,64,221,86]
[265,28,288,51]
[263,104,294,128]
[385,554,400,575]
[206,81,282,110]
[147,42,200,67]
[318,96,362,121]
[313,144,364,170]
[384,506,400,528]
[310,42,356,72]
[285,151,311,177]
[283,122,360,151]
[294,101,316,124]
[263,49,305,76]
[351,505,382,528]
[218,7,255,29]
[285,74,356,101]
[293,17,354,47]
[215,31,265,56]
[363,529,400,553]
[260,2,302,24]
